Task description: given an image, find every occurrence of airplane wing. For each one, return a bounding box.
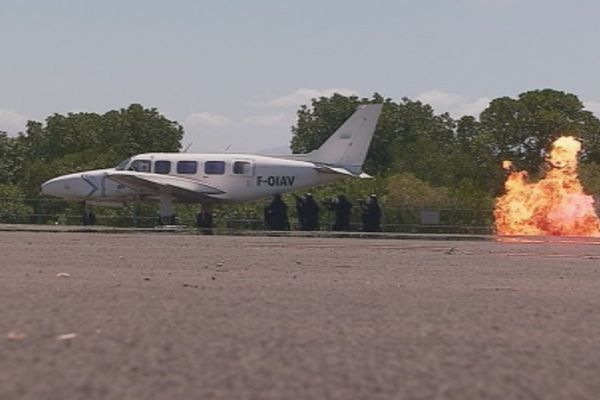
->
[106,171,225,201]
[314,165,372,179]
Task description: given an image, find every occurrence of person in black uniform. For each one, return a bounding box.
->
[360,194,382,232]
[196,208,214,235]
[293,193,306,230]
[326,194,352,231]
[294,193,320,230]
[302,193,320,231]
[264,194,290,230]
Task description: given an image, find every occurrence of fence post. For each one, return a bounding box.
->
[37,198,43,224]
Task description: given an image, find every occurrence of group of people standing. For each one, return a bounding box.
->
[263,193,382,232]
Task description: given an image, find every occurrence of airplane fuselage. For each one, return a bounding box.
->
[41,153,341,205]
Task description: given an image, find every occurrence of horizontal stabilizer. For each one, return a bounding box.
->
[314,165,372,178]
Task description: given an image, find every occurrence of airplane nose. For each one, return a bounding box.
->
[40,177,68,198]
[41,174,100,199]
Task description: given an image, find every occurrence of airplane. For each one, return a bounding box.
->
[41,104,383,226]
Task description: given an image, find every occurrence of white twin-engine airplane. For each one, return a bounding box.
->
[41,104,383,225]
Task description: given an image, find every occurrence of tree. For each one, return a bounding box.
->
[16,104,184,195]
[479,89,600,175]
[100,104,183,161]
[291,93,401,173]
[0,132,21,184]
[387,102,458,186]
[290,93,459,177]
[450,116,508,194]
[291,93,362,154]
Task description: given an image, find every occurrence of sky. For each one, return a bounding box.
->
[2,0,600,153]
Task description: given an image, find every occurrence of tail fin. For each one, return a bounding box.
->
[306,104,382,174]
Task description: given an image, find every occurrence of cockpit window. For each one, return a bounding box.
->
[154,161,171,174]
[129,159,151,172]
[115,158,131,171]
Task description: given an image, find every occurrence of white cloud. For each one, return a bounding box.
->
[185,112,233,128]
[244,113,291,128]
[416,89,491,118]
[584,100,600,117]
[266,88,359,108]
[0,109,27,135]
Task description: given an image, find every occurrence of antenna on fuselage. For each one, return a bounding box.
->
[224,145,231,152]
[182,143,193,153]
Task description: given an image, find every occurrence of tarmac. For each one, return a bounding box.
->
[1,227,600,399]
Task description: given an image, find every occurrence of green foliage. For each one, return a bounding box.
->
[17,104,184,196]
[447,179,494,210]
[0,184,33,222]
[0,132,23,185]
[386,172,451,209]
[479,89,600,175]
[291,89,600,202]
[291,93,398,173]
[385,100,456,183]
[291,93,361,154]
[579,162,600,195]
[291,93,473,187]
[384,173,493,227]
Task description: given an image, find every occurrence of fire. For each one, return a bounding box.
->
[494,136,600,236]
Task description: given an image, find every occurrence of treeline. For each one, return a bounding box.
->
[0,104,183,195]
[0,104,183,223]
[1,89,600,227]
[291,89,600,213]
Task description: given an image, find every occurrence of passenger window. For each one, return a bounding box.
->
[129,159,151,172]
[233,161,251,175]
[205,161,225,175]
[154,161,171,174]
[177,161,198,174]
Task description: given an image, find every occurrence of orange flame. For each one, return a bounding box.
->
[494,136,600,236]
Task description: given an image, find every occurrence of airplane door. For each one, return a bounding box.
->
[231,160,254,187]
[232,160,254,176]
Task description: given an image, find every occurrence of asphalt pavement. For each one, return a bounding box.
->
[1,231,600,400]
